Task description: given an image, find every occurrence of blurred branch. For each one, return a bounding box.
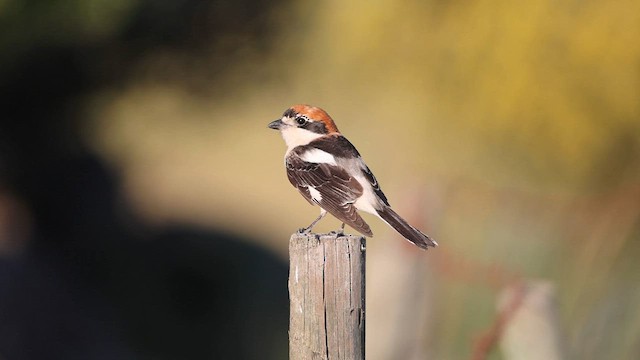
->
[472,281,565,360]
[471,281,526,360]
[498,281,565,360]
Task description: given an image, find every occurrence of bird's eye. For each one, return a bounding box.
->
[295,116,307,125]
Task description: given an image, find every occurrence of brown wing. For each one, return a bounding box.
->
[286,155,373,236]
[311,134,389,206]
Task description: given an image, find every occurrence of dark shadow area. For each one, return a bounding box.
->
[0,1,288,359]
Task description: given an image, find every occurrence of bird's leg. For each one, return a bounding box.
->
[299,209,327,234]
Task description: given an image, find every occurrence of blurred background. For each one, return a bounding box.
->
[0,0,639,359]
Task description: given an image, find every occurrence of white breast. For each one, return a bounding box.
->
[281,127,324,154]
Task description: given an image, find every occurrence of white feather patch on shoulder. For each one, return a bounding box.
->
[300,148,337,165]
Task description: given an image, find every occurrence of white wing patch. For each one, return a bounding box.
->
[308,186,322,202]
[300,148,337,165]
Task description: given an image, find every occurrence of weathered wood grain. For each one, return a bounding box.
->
[289,233,366,360]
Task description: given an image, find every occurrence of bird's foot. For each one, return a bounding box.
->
[298,212,326,235]
[298,227,312,234]
[329,223,346,237]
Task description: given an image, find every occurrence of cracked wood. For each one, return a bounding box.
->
[289,233,366,360]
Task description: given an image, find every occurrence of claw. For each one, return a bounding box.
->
[331,223,346,237]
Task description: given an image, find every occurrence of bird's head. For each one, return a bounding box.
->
[268,104,339,149]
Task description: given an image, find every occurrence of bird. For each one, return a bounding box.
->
[267,104,437,250]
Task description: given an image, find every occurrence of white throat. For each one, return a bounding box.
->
[281,127,324,153]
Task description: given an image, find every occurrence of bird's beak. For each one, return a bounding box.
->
[268,119,284,130]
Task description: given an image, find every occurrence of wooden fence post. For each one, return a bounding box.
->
[289,233,366,360]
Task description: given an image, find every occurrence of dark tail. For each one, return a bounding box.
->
[376,206,437,250]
